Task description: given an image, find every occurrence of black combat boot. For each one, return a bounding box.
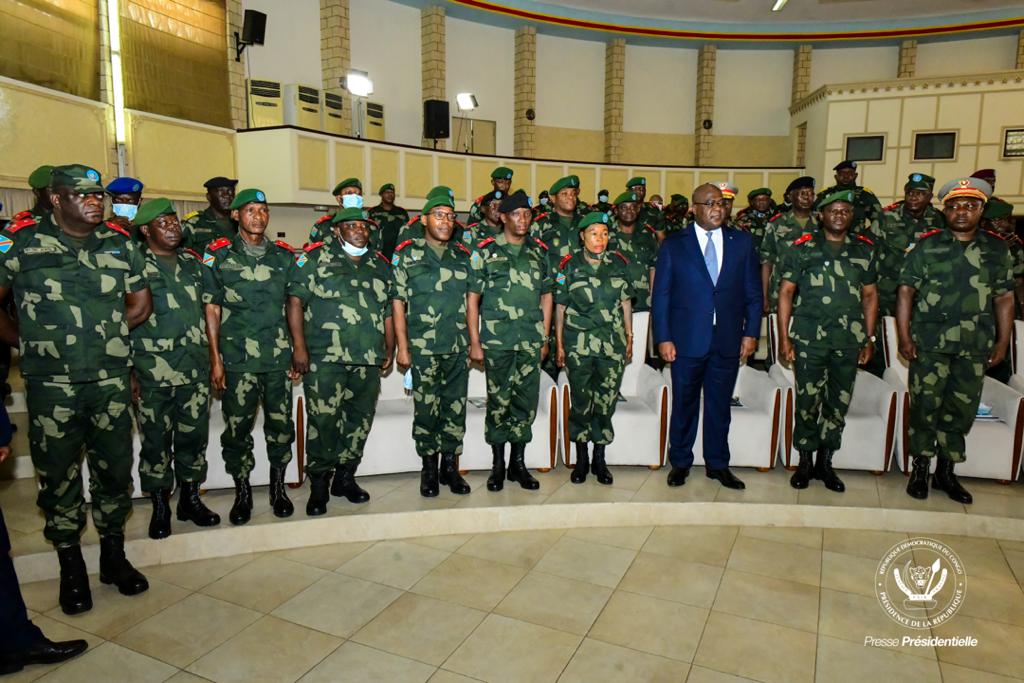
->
[507,443,540,490]
[332,462,370,503]
[813,448,845,492]
[487,443,506,491]
[570,441,589,484]
[147,489,171,540]
[176,481,221,527]
[269,467,294,518]
[420,453,440,497]
[98,535,148,596]
[56,545,92,615]
[305,471,331,516]
[789,451,814,489]
[439,453,471,494]
[932,455,973,504]
[229,477,252,525]
[906,456,930,500]
[590,444,613,485]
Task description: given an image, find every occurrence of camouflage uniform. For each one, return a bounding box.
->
[733,208,772,253]
[469,232,552,444]
[0,213,146,545]
[289,238,392,472]
[759,211,815,312]
[391,237,473,456]
[608,223,658,312]
[307,213,333,246]
[131,247,211,492]
[459,221,502,250]
[181,207,236,251]
[532,211,583,265]
[815,184,882,231]
[869,201,946,315]
[779,230,877,451]
[556,251,632,444]
[900,228,1014,463]
[202,234,297,477]
[367,204,410,259]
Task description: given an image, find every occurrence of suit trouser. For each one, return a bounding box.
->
[668,350,740,470]
[0,507,44,652]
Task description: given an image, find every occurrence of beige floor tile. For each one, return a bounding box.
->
[444,614,581,683]
[271,572,402,638]
[360,487,460,513]
[559,638,684,683]
[966,491,1024,520]
[542,481,635,505]
[739,525,822,550]
[694,612,816,683]
[34,642,176,683]
[352,592,486,667]
[143,554,257,591]
[816,635,941,683]
[187,615,341,683]
[428,670,479,683]
[1005,548,1024,586]
[453,482,551,509]
[961,478,1024,498]
[822,528,908,560]
[201,555,327,613]
[337,540,450,589]
[618,552,724,609]
[411,553,526,611]
[928,535,1017,584]
[456,529,564,569]
[271,541,373,570]
[954,576,1024,626]
[797,484,880,508]
[589,590,708,662]
[877,481,968,513]
[632,472,719,503]
[494,571,611,635]
[565,525,654,551]
[714,482,799,505]
[932,615,1024,678]
[114,593,262,668]
[2,615,104,683]
[938,662,1024,683]
[820,549,879,598]
[641,525,738,567]
[534,536,637,588]
[726,536,822,587]
[712,569,819,633]
[605,465,655,492]
[818,588,936,659]
[45,578,189,639]
[685,666,759,682]
[299,641,435,683]
[406,534,474,551]
[164,672,213,683]
[18,578,61,614]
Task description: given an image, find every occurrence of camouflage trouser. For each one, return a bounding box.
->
[411,352,468,457]
[566,355,625,445]
[908,352,986,463]
[26,376,133,546]
[304,364,380,473]
[221,370,294,477]
[135,381,211,492]
[793,344,858,451]
[484,349,541,444]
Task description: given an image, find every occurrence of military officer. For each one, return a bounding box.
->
[733,187,773,252]
[816,160,882,230]
[534,176,584,263]
[777,190,879,492]
[467,190,551,491]
[308,177,363,244]
[898,177,1014,504]
[982,198,1024,319]
[104,176,144,234]
[661,194,690,239]
[626,176,664,234]
[202,188,298,524]
[396,185,463,244]
[713,182,739,226]
[460,190,504,248]
[182,176,238,250]
[367,183,410,258]
[0,164,152,615]
[468,166,514,224]
[971,168,997,196]
[288,206,395,515]
[25,165,55,218]
[533,190,550,220]
[609,191,658,312]
[760,176,817,314]
[131,199,220,538]
[593,189,613,215]
[391,187,473,497]
[555,211,633,486]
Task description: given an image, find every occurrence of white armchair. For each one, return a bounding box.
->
[1009,320,1024,395]
[882,315,1024,481]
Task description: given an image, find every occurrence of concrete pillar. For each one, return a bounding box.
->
[603,39,626,163]
[513,26,537,158]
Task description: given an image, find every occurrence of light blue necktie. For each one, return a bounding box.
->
[703,231,719,285]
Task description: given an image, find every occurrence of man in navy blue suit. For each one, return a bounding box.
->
[652,183,763,489]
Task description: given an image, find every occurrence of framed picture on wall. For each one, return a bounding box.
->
[1002,127,1024,159]
[843,134,885,163]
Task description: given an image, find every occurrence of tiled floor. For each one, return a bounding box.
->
[8,523,1024,682]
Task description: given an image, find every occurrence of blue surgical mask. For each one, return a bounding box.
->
[598,194,608,203]
[112,203,138,221]
[540,197,549,206]
[340,239,368,257]
[341,194,363,209]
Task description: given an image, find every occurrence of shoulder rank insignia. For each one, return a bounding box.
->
[275,239,295,253]
[183,210,199,220]
[467,222,480,229]
[533,212,548,223]
[533,237,549,250]
[395,239,413,252]
[314,214,331,225]
[295,252,308,267]
[376,250,389,264]
[643,223,657,233]
[768,212,783,223]
[183,247,201,259]
[559,253,573,270]
[919,228,943,240]
[984,229,1006,241]
[6,214,37,233]
[407,215,420,226]
[11,210,32,222]
[477,237,496,248]
[454,242,471,255]
[854,234,875,246]
[304,241,325,252]
[613,250,629,264]
[792,233,814,246]
[104,220,130,237]
[208,237,231,251]
[883,201,901,211]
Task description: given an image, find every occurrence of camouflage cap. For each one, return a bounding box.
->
[746,187,772,200]
[613,191,639,205]
[938,177,992,203]
[714,182,739,199]
[626,176,646,188]
[578,211,610,229]
[815,189,855,210]
[228,188,268,210]
[904,173,935,192]
[332,177,362,195]
[50,164,103,193]
[28,165,54,190]
[378,182,395,195]
[133,198,176,226]
[423,185,455,213]
[490,166,513,180]
[982,197,1013,219]
[550,175,580,195]
[331,206,369,224]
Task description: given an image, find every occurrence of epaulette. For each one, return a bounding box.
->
[613,250,629,264]
[862,186,875,195]
[395,239,414,252]
[5,214,37,233]
[883,201,901,211]
[183,247,201,259]
[183,210,199,220]
[533,237,549,250]
[407,215,420,226]
[376,250,390,265]
[854,234,875,246]
[304,241,325,252]
[559,253,573,269]
[477,236,496,248]
[275,239,295,253]
[792,233,813,246]
[984,229,1006,242]
[454,242,471,255]
[768,213,783,223]
[474,194,484,204]
[315,214,331,225]
[11,210,31,221]
[208,237,232,251]
[919,229,943,240]
[104,220,130,237]
[533,212,549,223]
[467,222,480,229]
[643,223,657,234]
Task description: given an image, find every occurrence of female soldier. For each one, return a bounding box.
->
[554,212,633,485]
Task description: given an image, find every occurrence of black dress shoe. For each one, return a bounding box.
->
[707,467,745,490]
[487,443,506,492]
[590,445,613,486]
[666,467,690,487]
[932,455,972,504]
[0,637,89,670]
[570,441,589,484]
[439,453,471,495]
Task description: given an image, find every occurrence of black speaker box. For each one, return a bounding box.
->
[423,99,450,139]
[242,10,267,45]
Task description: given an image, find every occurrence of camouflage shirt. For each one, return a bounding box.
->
[899,228,1014,357]
[815,184,882,231]
[131,247,209,386]
[869,201,945,311]
[288,238,392,366]
[390,237,472,355]
[307,213,333,245]
[182,207,236,251]
[468,232,552,351]
[0,214,148,382]
[778,230,878,349]
[733,208,772,253]
[759,211,816,311]
[555,250,632,357]
[459,221,502,250]
[607,223,659,312]
[201,234,298,372]
[533,211,583,270]
[367,204,410,258]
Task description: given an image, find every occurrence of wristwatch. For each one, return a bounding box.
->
[868,335,877,343]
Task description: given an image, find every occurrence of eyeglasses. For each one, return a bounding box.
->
[693,200,728,209]
[430,210,457,222]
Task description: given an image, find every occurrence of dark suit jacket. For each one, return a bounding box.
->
[651,223,763,358]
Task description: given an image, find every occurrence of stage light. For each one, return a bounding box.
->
[456,93,478,111]
[344,70,374,98]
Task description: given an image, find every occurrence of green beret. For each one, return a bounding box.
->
[613,191,639,205]
[50,164,103,193]
[28,165,54,190]
[426,185,455,200]
[549,175,580,195]
[746,187,772,201]
[229,188,268,210]
[815,189,855,210]
[904,173,935,192]
[378,183,395,195]
[983,198,1014,220]
[332,177,362,195]
[332,206,369,224]
[490,166,513,180]
[423,185,455,213]
[578,211,610,230]
[626,177,646,188]
[133,198,176,227]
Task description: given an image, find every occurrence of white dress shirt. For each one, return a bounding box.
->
[694,223,724,276]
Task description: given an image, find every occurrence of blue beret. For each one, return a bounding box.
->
[105,177,143,194]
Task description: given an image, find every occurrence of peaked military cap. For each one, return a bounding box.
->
[50,164,103,193]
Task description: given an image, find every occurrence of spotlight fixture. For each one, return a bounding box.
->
[456,93,478,110]
[342,70,374,98]
[772,0,789,11]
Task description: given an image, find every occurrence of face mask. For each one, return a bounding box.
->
[340,238,368,257]
[598,195,608,203]
[540,197,549,206]
[112,203,138,220]
[341,194,364,209]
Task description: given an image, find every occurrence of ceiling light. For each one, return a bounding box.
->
[772,0,789,11]
[456,93,478,110]
[343,70,373,97]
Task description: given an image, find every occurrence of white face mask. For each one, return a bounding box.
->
[340,238,368,257]
[112,203,138,220]
[341,194,363,209]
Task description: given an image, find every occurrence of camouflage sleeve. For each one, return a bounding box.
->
[540,252,555,295]
[554,265,569,306]
[286,261,312,303]
[619,265,633,303]
[467,249,485,295]
[124,240,149,293]
[0,237,19,287]
[863,247,879,286]
[201,255,225,305]
[777,246,799,284]
[391,257,408,303]
[1013,247,1024,281]
[993,246,1014,298]
[758,229,776,264]
[898,243,925,290]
